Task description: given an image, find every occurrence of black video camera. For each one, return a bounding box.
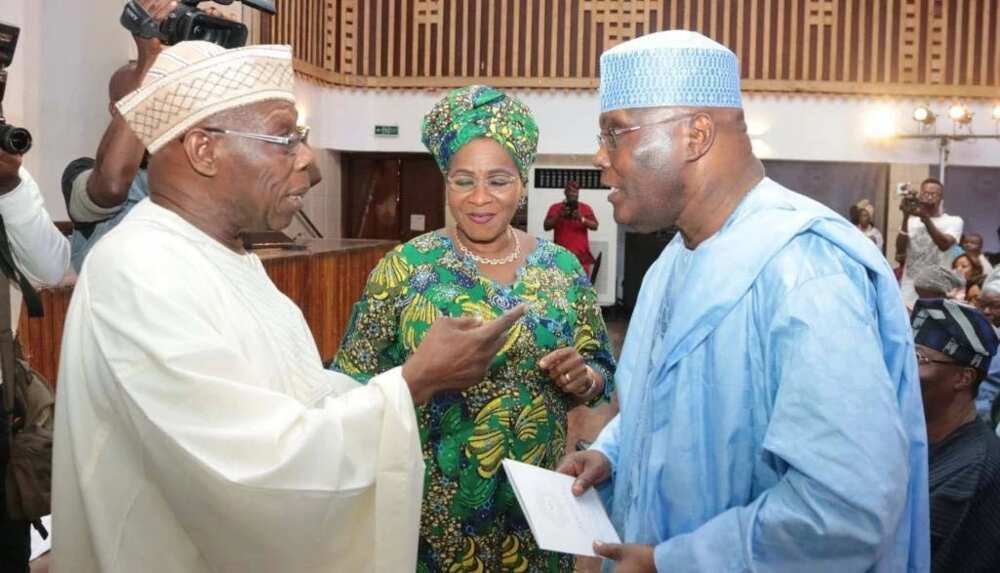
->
[0,21,32,155]
[896,182,922,213]
[121,0,276,49]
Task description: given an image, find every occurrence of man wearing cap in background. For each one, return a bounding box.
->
[51,41,523,573]
[557,30,929,571]
[912,265,967,305]
[974,272,1000,425]
[912,299,1000,571]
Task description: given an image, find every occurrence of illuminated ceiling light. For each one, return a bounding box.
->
[948,103,973,124]
[863,107,899,140]
[912,106,936,125]
[992,104,1000,121]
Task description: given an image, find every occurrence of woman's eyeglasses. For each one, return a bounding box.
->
[446,174,519,195]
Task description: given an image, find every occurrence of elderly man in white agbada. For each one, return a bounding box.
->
[51,41,524,573]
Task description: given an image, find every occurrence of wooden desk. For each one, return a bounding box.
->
[18,238,395,387]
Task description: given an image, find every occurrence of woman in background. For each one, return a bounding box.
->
[849,199,884,251]
[333,85,615,572]
[953,253,986,304]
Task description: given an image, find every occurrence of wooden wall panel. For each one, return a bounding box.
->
[263,0,1000,97]
[17,288,72,388]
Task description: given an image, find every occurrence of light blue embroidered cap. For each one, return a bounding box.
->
[600,30,742,112]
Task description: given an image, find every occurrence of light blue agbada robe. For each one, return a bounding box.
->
[592,177,930,572]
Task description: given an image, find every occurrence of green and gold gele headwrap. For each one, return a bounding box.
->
[421,85,539,183]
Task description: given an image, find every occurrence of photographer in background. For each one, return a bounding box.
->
[897,178,964,307]
[543,180,599,275]
[63,0,230,271]
[0,139,70,573]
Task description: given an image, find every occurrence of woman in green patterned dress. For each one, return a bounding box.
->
[332,86,616,572]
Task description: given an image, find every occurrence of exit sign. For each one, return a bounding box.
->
[374,125,399,136]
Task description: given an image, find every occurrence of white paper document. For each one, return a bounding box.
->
[409,213,426,231]
[502,459,620,557]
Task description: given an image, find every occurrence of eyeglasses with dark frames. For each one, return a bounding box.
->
[915,350,958,366]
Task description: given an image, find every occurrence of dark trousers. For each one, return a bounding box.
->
[0,513,29,573]
[0,434,30,573]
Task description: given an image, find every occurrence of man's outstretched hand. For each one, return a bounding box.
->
[403,304,527,403]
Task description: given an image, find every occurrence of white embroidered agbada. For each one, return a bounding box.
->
[51,199,424,572]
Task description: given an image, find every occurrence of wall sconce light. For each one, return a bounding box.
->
[947,103,973,125]
[912,106,936,125]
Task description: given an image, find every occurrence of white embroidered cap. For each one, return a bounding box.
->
[117,41,296,153]
[600,30,742,112]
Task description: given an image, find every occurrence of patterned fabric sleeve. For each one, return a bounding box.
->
[332,246,413,384]
[562,250,617,403]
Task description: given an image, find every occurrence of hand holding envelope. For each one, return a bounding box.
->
[501,459,620,558]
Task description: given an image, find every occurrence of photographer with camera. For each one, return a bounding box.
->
[897,178,964,307]
[0,152,70,573]
[0,122,71,573]
[543,180,599,275]
[1,21,72,572]
[63,0,240,271]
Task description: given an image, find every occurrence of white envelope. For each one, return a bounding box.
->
[502,459,621,557]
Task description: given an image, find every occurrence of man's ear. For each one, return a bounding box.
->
[684,112,716,163]
[954,367,978,393]
[182,129,221,177]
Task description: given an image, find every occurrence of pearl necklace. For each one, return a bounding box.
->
[455,227,520,266]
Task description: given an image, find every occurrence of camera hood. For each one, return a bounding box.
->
[0,21,20,70]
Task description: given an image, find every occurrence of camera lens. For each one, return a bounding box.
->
[191,24,225,45]
[0,125,32,155]
[176,12,248,48]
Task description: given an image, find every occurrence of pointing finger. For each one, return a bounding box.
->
[477,304,526,338]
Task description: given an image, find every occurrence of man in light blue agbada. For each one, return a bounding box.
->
[557,30,930,572]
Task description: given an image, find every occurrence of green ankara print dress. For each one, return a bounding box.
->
[332,232,616,573]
